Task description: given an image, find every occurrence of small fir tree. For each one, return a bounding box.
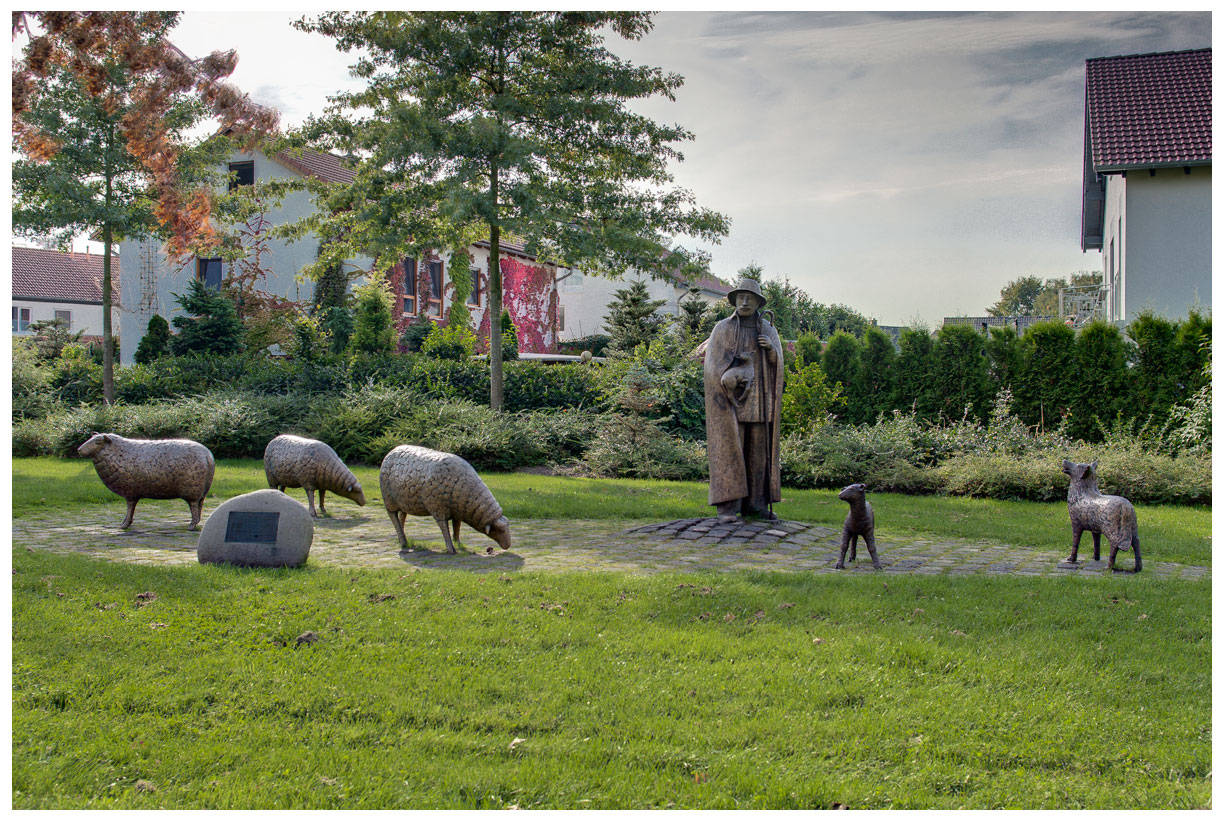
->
[28,317,84,361]
[501,311,520,361]
[322,306,354,355]
[605,280,667,355]
[169,279,245,357]
[133,314,172,364]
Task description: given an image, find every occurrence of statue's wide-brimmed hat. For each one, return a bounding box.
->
[727,277,767,307]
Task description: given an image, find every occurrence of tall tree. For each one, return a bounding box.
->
[987,276,1045,317]
[892,327,938,421]
[856,325,897,423]
[288,11,728,409]
[931,324,990,422]
[821,331,861,423]
[12,11,277,402]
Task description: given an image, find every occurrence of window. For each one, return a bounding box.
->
[427,260,443,316]
[467,268,483,307]
[12,306,31,333]
[54,309,72,330]
[402,257,417,314]
[228,161,255,191]
[559,305,565,332]
[197,258,224,290]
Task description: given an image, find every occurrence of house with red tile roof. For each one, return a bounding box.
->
[118,144,724,359]
[1081,48,1211,324]
[11,245,111,340]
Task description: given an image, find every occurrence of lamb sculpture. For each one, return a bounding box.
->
[1062,459,1141,572]
[379,444,511,554]
[835,482,882,570]
[263,434,366,517]
[78,433,214,530]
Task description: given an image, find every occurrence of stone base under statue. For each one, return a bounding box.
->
[623,517,808,547]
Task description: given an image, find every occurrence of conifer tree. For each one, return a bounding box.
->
[892,327,938,421]
[856,326,897,423]
[134,314,171,364]
[169,280,244,357]
[605,280,667,355]
[931,324,990,422]
[821,331,861,422]
[349,276,396,356]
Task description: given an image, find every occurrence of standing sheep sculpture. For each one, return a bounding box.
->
[263,434,366,517]
[379,444,511,554]
[835,482,882,570]
[78,433,214,530]
[1062,459,1141,572]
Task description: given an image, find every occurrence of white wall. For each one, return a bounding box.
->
[11,300,107,337]
[118,149,371,364]
[1123,167,1211,321]
[556,269,694,341]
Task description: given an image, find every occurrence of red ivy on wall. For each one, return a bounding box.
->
[476,257,558,354]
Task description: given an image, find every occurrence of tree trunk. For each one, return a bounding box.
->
[488,191,504,411]
[101,219,115,405]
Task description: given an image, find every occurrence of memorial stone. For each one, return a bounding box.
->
[197,489,314,568]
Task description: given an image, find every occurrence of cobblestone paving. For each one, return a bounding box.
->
[12,501,1207,580]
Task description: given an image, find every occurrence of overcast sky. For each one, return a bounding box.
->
[66,10,1218,326]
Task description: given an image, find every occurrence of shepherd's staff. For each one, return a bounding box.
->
[761,308,776,520]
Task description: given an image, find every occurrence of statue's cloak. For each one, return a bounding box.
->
[703,314,784,506]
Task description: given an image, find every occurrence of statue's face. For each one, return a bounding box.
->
[734,291,760,317]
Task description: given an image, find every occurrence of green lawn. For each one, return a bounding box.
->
[13,457,1212,566]
[11,550,1210,809]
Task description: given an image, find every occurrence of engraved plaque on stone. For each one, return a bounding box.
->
[224,511,280,544]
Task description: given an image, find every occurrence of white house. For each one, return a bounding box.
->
[117,147,375,364]
[556,267,730,342]
[1080,48,1211,324]
[12,245,111,341]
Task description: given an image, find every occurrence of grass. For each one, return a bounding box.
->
[13,458,1212,566]
[11,549,1210,809]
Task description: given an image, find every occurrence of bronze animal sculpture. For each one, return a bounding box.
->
[263,434,365,517]
[78,433,214,530]
[836,482,881,569]
[379,444,511,554]
[1062,459,1141,572]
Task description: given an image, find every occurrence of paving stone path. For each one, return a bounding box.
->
[12,501,1207,580]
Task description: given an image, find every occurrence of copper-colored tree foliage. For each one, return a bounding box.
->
[12,10,279,259]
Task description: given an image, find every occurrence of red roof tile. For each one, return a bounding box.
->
[11,246,108,303]
[1085,48,1211,170]
[273,148,356,183]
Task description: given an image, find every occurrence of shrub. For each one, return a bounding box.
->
[582,413,708,480]
[12,338,60,420]
[350,275,397,356]
[1013,320,1076,431]
[372,400,542,472]
[504,360,602,412]
[134,314,171,364]
[301,385,424,465]
[50,344,103,405]
[500,310,520,361]
[399,313,434,354]
[781,359,842,436]
[422,320,476,361]
[558,334,612,357]
[892,327,938,421]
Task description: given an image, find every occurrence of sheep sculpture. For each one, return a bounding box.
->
[1062,459,1141,572]
[78,433,214,530]
[379,444,511,554]
[263,434,366,517]
[835,482,881,570]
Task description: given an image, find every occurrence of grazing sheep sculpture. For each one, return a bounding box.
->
[77,433,214,530]
[379,444,511,554]
[1062,459,1141,572]
[263,434,366,517]
[836,482,881,570]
